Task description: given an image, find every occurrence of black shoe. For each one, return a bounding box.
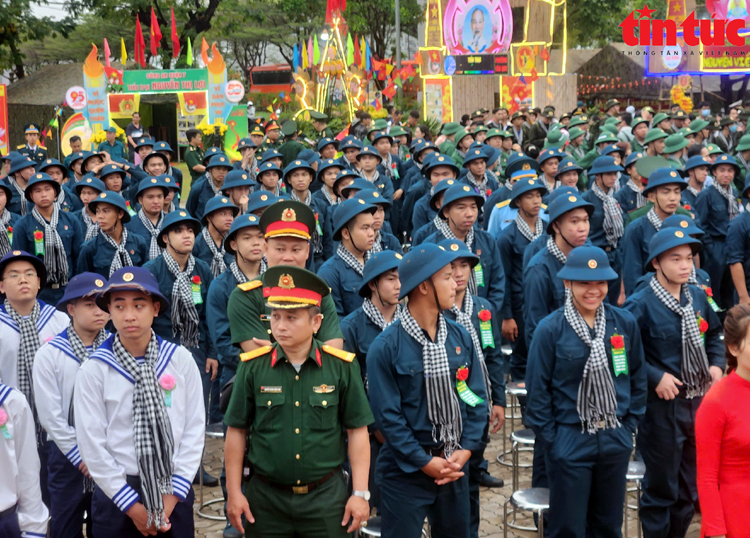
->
[479,471,504,488]
[223,522,243,538]
[193,468,220,487]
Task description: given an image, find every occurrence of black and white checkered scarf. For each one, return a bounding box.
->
[515,213,543,243]
[138,209,164,261]
[201,226,227,278]
[449,294,492,414]
[465,171,489,200]
[371,231,384,254]
[381,154,395,180]
[626,179,646,208]
[55,188,67,210]
[32,205,69,287]
[322,187,338,206]
[564,295,620,433]
[0,210,11,257]
[5,299,42,444]
[229,258,267,284]
[337,242,369,276]
[686,185,700,200]
[646,206,663,232]
[591,181,624,247]
[712,182,740,221]
[291,190,322,256]
[362,297,401,330]
[547,237,571,302]
[538,175,560,193]
[207,176,221,196]
[162,250,200,348]
[649,276,712,398]
[82,210,99,242]
[400,306,462,458]
[8,176,27,215]
[101,227,134,277]
[113,332,175,528]
[435,218,477,295]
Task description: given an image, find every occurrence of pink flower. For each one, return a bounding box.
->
[160,374,176,391]
[0,409,7,427]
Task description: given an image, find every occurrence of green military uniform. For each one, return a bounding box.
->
[258,119,282,154]
[439,122,461,155]
[278,121,307,167]
[310,110,334,141]
[626,201,693,224]
[185,143,205,183]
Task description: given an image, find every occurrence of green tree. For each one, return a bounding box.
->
[345,0,423,60]
[564,0,668,48]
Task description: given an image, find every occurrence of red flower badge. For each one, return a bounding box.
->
[7,227,12,233]
[486,189,492,196]
[391,163,397,169]
[610,334,625,349]
[33,231,43,241]
[478,309,491,322]
[191,276,201,285]
[702,285,714,297]
[684,204,692,211]
[698,315,708,334]
[456,366,469,381]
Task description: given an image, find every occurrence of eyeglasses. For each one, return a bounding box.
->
[4,270,38,281]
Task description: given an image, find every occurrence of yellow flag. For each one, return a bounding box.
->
[302,41,309,69]
[121,38,127,65]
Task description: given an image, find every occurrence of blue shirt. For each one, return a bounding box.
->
[621,214,660,296]
[341,307,386,380]
[615,180,645,214]
[411,194,436,233]
[523,245,567,348]
[97,140,126,161]
[207,269,243,372]
[582,188,627,252]
[526,304,647,447]
[125,211,163,256]
[317,252,366,317]
[366,317,488,473]
[695,183,738,240]
[2,178,33,216]
[483,186,513,232]
[497,221,539,318]
[193,231,233,271]
[186,178,220,221]
[76,231,149,278]
[411,220,438,246]
[726,210,750,292]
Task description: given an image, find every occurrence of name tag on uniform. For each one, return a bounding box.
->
[260,314,271,322]
[313,384,335,393]
[260,386,283,393]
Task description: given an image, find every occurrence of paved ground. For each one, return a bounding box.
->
[192,416,702,538]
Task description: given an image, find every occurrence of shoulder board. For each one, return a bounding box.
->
[240,345,273,362]
[322,345,355,362]
[238,280,263,292]
[17,144,25,149]
[38,145,46,150]
[541,204,547,210]
[496,199,511,209]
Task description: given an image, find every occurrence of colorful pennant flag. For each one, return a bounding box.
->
[201,37,209,66]
[103,38,111,67]
[187,37,193,66]
[150,6,162,57]
[308,37,313,68]
[170,7,180,59]
[313,35,320,65]
[293,43,299,72]
[302,40,309,69]
[365,41,371,71]
[135,17,146,68]
[353,35,361,67]
[360,37,366,69]
[346,32,354,66]
[540,47,550,62]
[120,37,127,65]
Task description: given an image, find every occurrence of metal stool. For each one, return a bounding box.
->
[623,461,645,538]
[510,428,535,493]
[197,423,226,521]
[503,488,549,537]
[497,381,527,467]
[357,516,430,537]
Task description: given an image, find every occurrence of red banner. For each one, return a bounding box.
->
[0,85,8,156]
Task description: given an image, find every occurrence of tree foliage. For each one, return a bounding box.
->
[345,0,423,60]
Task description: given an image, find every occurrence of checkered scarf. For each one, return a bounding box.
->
[5,300,43,444]
[547,237,571,302]
[686,185,700,199]
[54,189,66,210]
[322,187,338,206]
[627,179,646,208]
[647,207,663,232]
[82,210,100,242]
[362,170,380,185]
[539,175,560,193]
[201,226,227,278]
[712,182,740,221]
[162,250,200,348]
[138,209,165,261]
[337,242,369,276]
[400,306,462,458]
[515,213,543,243]
[229,258,267,285]
[362,297,401,330]
[32,205,69,287]
[67,322,108,493]
[449,294,492,415]
[465,171,489,200]
[0,210,11,257]
[101,227,134,277]
[591,181,624,247]
[371,231,384,254]
[688,267,699,286]
[7,176,27,215]
[207,175,221,196]
[649,276,712,398]
[112,332,175,528]
[564,296,620,433]
[434,218,477,295]
[382,154,395,180]
[291,190,322,256]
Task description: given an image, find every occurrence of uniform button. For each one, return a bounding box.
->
[295,428,300,434]
[267,400,272,406]
[295,401,300,407]
[296,454,300,460]
[322,400,327,407]
[295,375,299,381]
[267,329,272,334]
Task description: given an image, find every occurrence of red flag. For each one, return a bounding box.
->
[353,35,361,68]
[170,7,180,59]
[335,124,350,141]
[135,17,147,67]
[540,47,550,62]
[103,38,111,67]
[201,37,209,66]
[150,7,162,56]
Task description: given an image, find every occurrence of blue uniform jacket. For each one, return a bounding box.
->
[1,211,20,233]
[633,268,712,293]
[366,318,488,473]
[193,231,233,270]
[497,221,537,318]
[97,140,126,161]
[125,212,162,249]
[317,253,366,317]
[681,188,699,210]
[401,177,430,237]
[726,210,750,292]
[311,192,337,261]
[695,184,738,240]
[143,255,217,358]
[411,194,436,233]
[341,307,383,381]
[444,294,507,406]
[423,229,506,315]
[621,215,660,296]
[412,221,438,246]
[207,269,242,372]
[483,186,513,231]
[581,189,627,254]
[523,246,566,348]
[615,180,644,214]
[523,232,549,272]
[526,304,647,447]
[186,177,219,221]
[623,283,725,390]
[76,231,149,278]
[360,173,395,203]
[2,178,32,216]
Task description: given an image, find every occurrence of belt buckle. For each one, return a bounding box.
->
[292,485,309,494]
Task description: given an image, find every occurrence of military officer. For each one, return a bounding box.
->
[278,121,306,167]
[17,123,47,164]
[184,129,206,183]
[311,110,335,140]
[257,120,281,154]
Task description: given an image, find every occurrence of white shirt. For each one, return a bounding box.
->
[33,328,109,466]
[0,384,49,537]
[0,302,69,389]
[74,335,205,512]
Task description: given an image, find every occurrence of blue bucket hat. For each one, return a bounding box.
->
[142,151,170,170]
[316,137,338,153]
[371,131,393,145]
[537,149,564,166]
[358,250,403,297]
[353,188,391,209]
[339,136,363,152]
[75,175,107,197]
[296,149,318,165]
[246,191,280,214]
[67,151,89,166]
[642,167,687,195]
[439,183,484,219]
[157,210,201,248]
[221,169,254,193]
[398,243,467,300]
[422,153,460,178]
[710,153,741,177]
[99,163,128,180]
[206,154,232,170]
[88,191,132,223]
[556,246,619,281]
[505,153,541,177]
[317,159,343,182]
[158,174,180,191]
[260,148,283,163]
[237,137,257,151]
[8,156,36,176]
[510,176,546,208]
[202,147,225,164]
[332,198,377,241]
[356,146,382,163]
[437,238,479,267]
[332,170,361,194]
[462,148,488,167]
[623,151,644,170]
[409,138,426,151]
[1,151,21,163]
[555,158,583,178]
[25,172,61,202]
[340,177,373,199]
[413,140,439,162]
[154,141,175,156]
[257,161,282,179]
[134,137,155,150]
[57,272,108,311]
[136,176,170,199]
[682,155,711,175]
[283,159,316,181]
[588,156,624,176]
[545,192,594,233]
[224,214,261,255]
[0,249,46,286]
[547,186,578,204]
[429,178,459,211]
[662,214,704,237]
[600,144,625,158]
[37,158,67,176]
[202,196,240,225]
[646,228,702,270]
[96,267,169,314]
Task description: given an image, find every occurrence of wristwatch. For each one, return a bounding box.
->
[353,490,371,501]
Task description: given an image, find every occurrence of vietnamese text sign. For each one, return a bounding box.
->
[122,69,209,93]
